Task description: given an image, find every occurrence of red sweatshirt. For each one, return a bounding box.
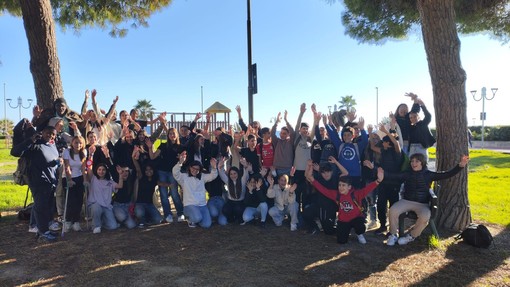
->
[312,181,379,223]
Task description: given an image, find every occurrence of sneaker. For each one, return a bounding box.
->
[259,221,266,228]
[72,222,82,232]
[63,221,72,232]
[398,234,415,245]
[165,215,174,223]
[188,221,197,228]
[93,227,101,234]
[374,226,388,235]
[387,234,398,246]
[177,215,186,222]
[48,221,60,231]
[357,234,367,244]
[290,223,298,231]
[367,220,378,229]
[240,221,248,226]
[311,227,321,235]
[274,221,283,227]
[28,226,38,233]
[38,231,57,242]
[138,223,145,228]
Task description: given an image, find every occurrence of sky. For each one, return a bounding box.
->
[1,0,509,130]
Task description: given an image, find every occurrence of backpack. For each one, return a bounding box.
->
[456,223,494,248]
[13,155,30,186]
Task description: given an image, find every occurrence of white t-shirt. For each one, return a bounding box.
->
[63,148,87,178]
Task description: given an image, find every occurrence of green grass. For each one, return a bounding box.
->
[1,140,509,227]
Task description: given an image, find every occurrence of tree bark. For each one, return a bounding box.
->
[417,0,471,231]
[19,0,63,109]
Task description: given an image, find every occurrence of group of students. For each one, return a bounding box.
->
[13,90,469,246]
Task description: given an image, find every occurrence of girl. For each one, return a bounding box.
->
[62,136,87,232]
[219,161,250,224]
[86,162,124,234]
[134,164,163,226]
[242,173,268,227]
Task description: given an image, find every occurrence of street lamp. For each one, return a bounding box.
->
[3,83,6,136]
[470,87,498,149]
[6,96,33,121]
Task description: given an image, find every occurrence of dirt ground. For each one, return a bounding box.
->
[0,214,508,287]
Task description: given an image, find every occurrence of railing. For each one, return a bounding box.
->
[148,111,231,135]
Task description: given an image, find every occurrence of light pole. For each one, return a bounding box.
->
[3,83,6,136]
[470,87,498,149]
[6,96,33,121]
[375,87,379,124]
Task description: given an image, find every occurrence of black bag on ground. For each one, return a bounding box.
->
[456,223,494,248]
[18,202,33,221]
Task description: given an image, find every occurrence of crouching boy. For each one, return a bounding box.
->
[306,161,383,244]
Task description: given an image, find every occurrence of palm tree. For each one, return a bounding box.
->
[0,119,14,136]
[133,99,155,121]
[338,95,357,112]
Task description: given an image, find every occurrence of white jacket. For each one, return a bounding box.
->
[266,184,296,211]
[173,164,218,206]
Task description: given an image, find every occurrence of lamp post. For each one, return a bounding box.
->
[6,96,33,121]
[375,87,379,124]
[470,87,498,149]
[3,83,6,137]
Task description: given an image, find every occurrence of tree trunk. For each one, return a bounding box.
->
[19,0,63,109]
[417,0,471,231]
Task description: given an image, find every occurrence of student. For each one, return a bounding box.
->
[368,124,403,234]
[86,163,124,234]
[408,96,436,162]
[148,126,185,223]
[173,153,219,228]
[271,110,296,177]
[11,126,62,242]
[267,171,299,231]
[242,173,269,227]
[112,164,137,229]
[394,93,420,154]
[306,161,384,244]
[384,154,469,246]
[134,164,163,226]
[62,136,87,232]
[219,162,250,224]
[239,134,261,174]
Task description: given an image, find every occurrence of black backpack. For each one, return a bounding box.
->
[456,223,494,248]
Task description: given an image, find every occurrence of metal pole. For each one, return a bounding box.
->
[3,83,6,137]
[481,87,486,149]
[375,87,379,124]
[247,0,254,124]
[201,86,204,113]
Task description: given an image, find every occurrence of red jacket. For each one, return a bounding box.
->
[312,181,378,222]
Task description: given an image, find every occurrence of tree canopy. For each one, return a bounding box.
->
[342,0,510,44]
[1,0,172,37]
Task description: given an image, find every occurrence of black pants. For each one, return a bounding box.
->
[336,216,366,244]
[222,200,245,223]
[30,182,55,234]
[302,201,337,235]
[63,176,85,223]
[377,183,400,226]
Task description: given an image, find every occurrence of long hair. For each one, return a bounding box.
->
[69,135,87,161]
[168,127,180,145]
[227,166,243,199]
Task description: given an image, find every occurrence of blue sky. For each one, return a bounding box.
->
[1,0,509,129]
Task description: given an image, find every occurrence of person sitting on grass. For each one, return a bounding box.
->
[305,161,384,244]
[382,153,469,246]
[86,163,124,234]
[241,172,269,227]
[173,152,219,228]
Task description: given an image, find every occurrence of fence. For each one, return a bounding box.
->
[148,111,231,135]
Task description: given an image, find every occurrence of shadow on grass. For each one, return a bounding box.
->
[469,155,510,169]
[410,226,510,287]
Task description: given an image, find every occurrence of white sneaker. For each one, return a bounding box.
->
[398,234,415,245]
[72,222,82,232]
[177,215,186,222]
[28,226,38,233]
[387,234,398,246]
[48,221,60,231]
[165,215,174,223]
[93,227,101,234]
[357,234,367,244]
[290,223,298,231]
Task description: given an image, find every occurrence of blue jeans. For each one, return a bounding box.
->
[113,202,136,229]
[88,203,118,230]
[243,202,268,223]
[184,205,211,228]
[207,196,227,226]
[135,203,163,224]
[158,170,184,217]
[269,202,299,226]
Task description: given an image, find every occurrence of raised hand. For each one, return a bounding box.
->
[210,157,217,169]
[377,167,384,182]
[33,105,42,118]
[363,160,374,169]
[290,166,296,177]
[300,103,306,114]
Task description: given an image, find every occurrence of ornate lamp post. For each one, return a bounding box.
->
[6,96,33,121]
[470,87,498,149]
